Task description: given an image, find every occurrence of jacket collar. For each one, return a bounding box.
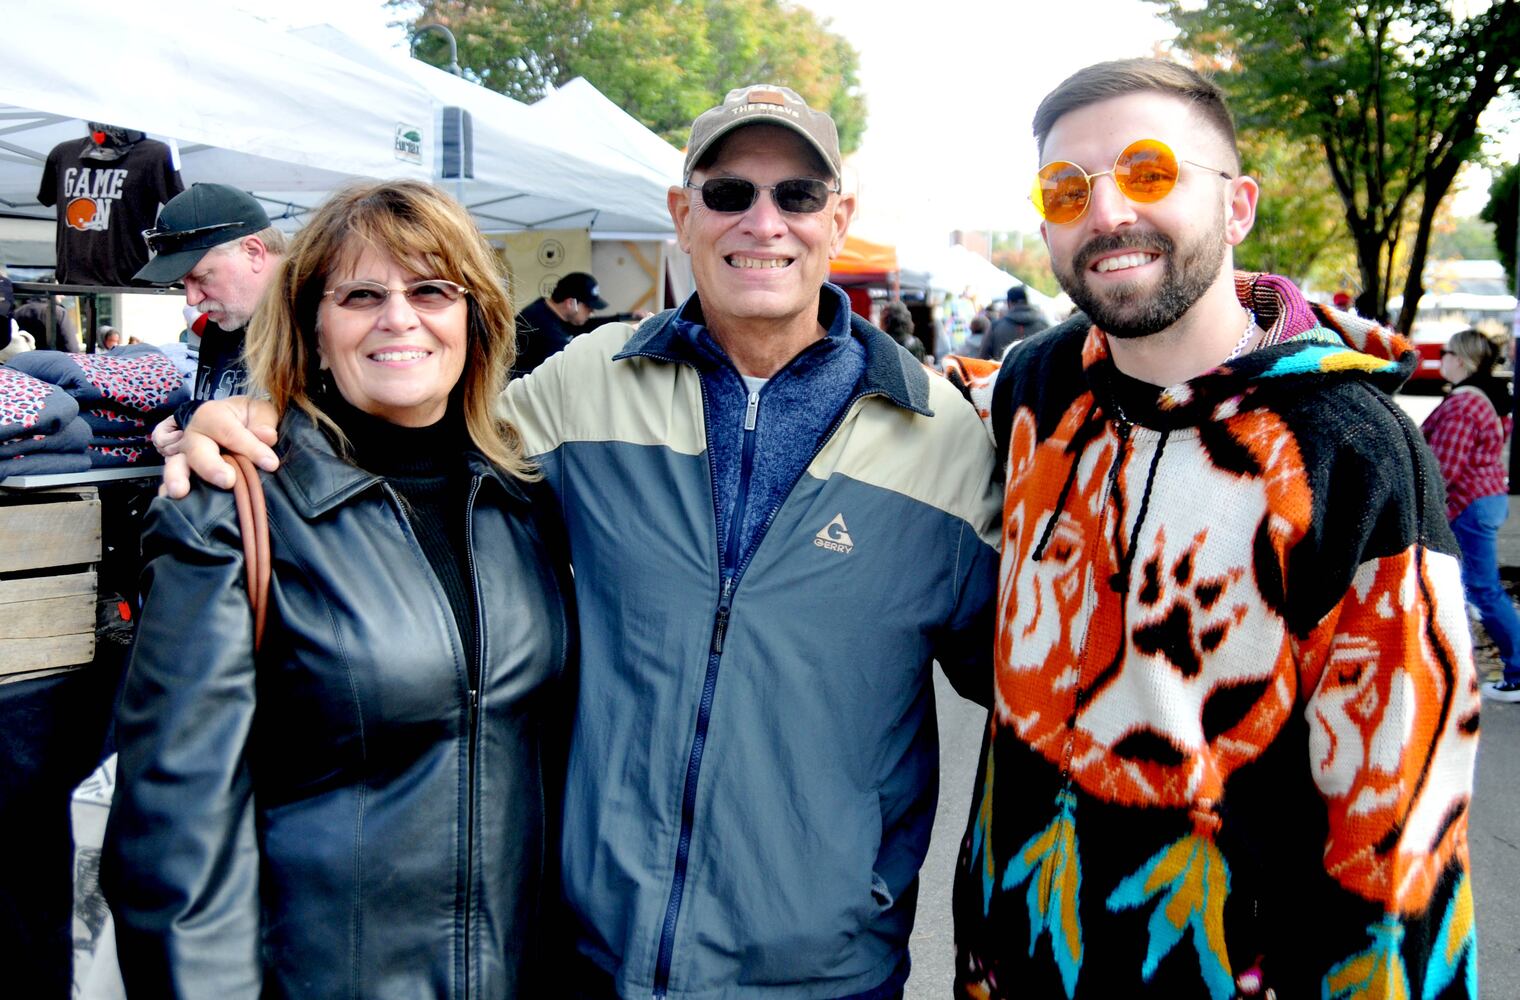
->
[614,282,932,416]
[275,405,530,519]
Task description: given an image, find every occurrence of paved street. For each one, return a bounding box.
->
[905,389,1516,998]
[904,671,985,996]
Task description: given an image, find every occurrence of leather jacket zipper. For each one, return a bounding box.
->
[462,476,485,999]
[384,479,485,997]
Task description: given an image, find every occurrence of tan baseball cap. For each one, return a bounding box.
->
[682,84,842,183]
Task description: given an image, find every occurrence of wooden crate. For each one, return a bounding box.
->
[0,487,101,676]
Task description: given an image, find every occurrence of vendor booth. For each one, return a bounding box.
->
[0,3,435,225]
[829,234,900,318]
[0,1,439,347]
[828,234,943,351]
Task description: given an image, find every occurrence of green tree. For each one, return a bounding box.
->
[1155,0,1520,331]
[397,0,866,151]
[1481,160,1519,286]
[1232,128,1354,284]
[1429,213,1498,261]
[989,232,1060,297]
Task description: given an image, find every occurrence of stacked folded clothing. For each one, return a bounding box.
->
[0,366,90,477]
[8,344,188,468]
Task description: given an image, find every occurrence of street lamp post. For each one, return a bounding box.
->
[411,23,461,77]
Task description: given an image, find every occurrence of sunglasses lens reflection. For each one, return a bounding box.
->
[773,179,832,212]
[1115,139,1179,202]
[1033,162,1091,224]
[700,179,759,212]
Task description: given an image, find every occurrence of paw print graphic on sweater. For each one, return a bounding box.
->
[1131,530,1245,678]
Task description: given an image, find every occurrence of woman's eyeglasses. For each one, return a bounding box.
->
[687,177,839,214]
[323,279,469,312]
[1030,138,1234,225]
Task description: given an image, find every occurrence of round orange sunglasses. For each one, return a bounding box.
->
[1031,138,1234,225]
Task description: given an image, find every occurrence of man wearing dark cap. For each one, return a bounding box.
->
[136,182,285,452]
[166,84,997,999]
[977,283,1049,360]
[511,270,607,376]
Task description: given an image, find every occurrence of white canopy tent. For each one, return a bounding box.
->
[901,243,1066,321]
[531,77,686,189]
[0,1,435,231]
[293,26,677,238]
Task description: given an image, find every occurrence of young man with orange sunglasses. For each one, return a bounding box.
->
[943,58,1479,999]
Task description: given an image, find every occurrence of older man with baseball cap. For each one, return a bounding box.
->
[162,85,998,999]
[499,82,999,999]
[137,182,285,450]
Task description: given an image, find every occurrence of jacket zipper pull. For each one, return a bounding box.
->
[711,606,730,654]
[744,390,760,431]
[712,576,734,653]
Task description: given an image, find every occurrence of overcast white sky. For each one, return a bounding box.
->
[243,0,1512,247]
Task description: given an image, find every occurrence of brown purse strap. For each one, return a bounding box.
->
[226,454,271,651]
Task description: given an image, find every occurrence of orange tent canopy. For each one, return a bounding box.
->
[830,234,898,277]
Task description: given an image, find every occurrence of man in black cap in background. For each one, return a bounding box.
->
[977,283,1048,360]
[511,270,606,376]
[135,182,285,454]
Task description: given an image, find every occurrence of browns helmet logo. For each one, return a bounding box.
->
[66,197,110,232]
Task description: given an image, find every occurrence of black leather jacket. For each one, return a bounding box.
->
[104,409,575,999]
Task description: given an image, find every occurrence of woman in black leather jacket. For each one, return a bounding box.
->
[104,180,575,998]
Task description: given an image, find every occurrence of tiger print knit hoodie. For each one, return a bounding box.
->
[943,273,1480,1000]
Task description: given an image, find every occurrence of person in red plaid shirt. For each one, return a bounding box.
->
[1422,327,1520,700]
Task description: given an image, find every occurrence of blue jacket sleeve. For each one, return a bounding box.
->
[933,519,999,709]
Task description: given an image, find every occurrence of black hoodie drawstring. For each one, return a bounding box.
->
[1032,399,1102,562]
[1028,395,1171,597]
[1111,427,1170,593]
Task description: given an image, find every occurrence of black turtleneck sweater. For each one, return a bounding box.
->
[323,393,479,669]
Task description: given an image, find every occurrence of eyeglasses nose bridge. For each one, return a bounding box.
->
[749,184,785,213]
[375,286,423,320]
[1087,166,1119,187]
[1080,167,1135,218]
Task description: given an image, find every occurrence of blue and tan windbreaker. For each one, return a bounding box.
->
[500,289,1000,999]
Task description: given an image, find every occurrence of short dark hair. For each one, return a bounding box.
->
[1033,58,1238,167]
[1006,285,1028,306]
[881,300,914,339]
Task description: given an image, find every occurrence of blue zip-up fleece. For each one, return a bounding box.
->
[502,284,1000,999]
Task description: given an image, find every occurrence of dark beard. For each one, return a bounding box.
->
[1056,224,1225,340]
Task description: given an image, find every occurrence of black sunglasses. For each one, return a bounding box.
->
[688,177,839,214]
[142,222,243,256]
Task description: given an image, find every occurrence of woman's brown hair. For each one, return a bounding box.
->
[244,179,533,479]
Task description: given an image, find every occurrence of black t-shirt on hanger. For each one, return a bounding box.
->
[37,137,185,286]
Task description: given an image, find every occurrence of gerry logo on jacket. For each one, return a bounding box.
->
[814,513,854,554]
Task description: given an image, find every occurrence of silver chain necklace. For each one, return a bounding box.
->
[1224,310,1258,363]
